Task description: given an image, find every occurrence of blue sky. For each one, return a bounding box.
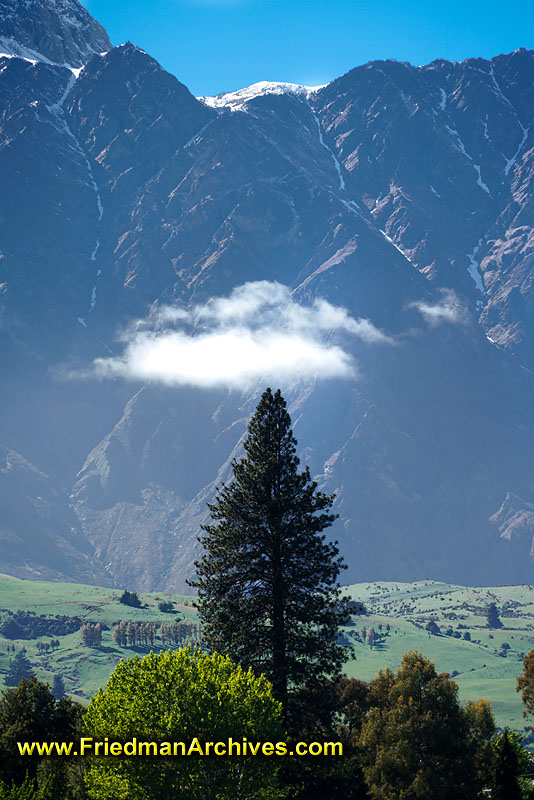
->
[82,0,534,97]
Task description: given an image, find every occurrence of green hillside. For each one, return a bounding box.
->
[1,574,533,735]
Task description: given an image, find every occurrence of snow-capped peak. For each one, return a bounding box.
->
[199,81,326,111]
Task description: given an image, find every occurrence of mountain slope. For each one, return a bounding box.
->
[1,2,534,590]
[0,0,110,66]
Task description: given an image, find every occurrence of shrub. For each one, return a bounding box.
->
[119,591,141,608]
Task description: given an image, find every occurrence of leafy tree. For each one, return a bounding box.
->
[517,650,534,720]
[80,624,102,648]
[5,651,32,687]
[464,698,498,792]
[157,601,174,613]
[358,650,494,799]
[0,774,45,799]
[192,388,352,714]
[486,601,503,629]
[84,647,283,800]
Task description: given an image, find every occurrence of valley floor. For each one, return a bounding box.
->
[0,574,532,735]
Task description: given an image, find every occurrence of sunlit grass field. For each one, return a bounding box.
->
[1,574,533,734]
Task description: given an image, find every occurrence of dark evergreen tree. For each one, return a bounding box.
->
[486,602,503,629]
[0,676,84,791]
[191,388,352,713]
[5,650,32,687]
[119,590,141,608]
[51,675,65,700]
[493,730,522,800]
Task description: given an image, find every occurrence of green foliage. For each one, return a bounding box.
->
[0,774,45,800]
[0,677,84,793]
[111,620,201,649]
[492,730,523,799]
[463,698,497,791]
[517,650,534,719]
[0,611,81,640]
[358,650,495,799]
[282,675,369,800]
[5,650,33,687]
[80,624,102,648]
[119,591,141,608]
[491,730,534,800]
[157,601,174,613]
[84,646,283,800]
[192,388,352,712]
[1,573,532,732]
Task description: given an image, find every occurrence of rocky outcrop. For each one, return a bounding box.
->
[0,0,111,66]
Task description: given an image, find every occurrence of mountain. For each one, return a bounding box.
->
[1,1,534,590]
[0,0,110,66]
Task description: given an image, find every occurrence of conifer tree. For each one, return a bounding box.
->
[51,674,65,700]
[192,388,352,712]
[486,601,503,628]
[5,650,32,687]
[493,730,522,800]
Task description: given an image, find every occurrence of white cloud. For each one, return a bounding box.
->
[94,281,391,390]
[410,290,466,325]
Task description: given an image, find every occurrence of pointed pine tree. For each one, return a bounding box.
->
[493,730,522,800]
[51,674,65,700]
[191,388,352,714]
[5,650,32,687]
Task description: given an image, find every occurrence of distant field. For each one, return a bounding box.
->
[1,574,533,735]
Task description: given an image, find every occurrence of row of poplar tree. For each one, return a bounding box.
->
[111,620,201,648]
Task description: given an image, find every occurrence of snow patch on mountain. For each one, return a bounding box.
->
[380,229,417,268]
[467,238,486,294]
[307,102,347,190]
[0,36,50,64]
[45,69,104,315]
[503,125,529,176]
[199,81,326,111]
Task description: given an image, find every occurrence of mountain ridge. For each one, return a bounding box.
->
[0,0,110,66]
[1,3,534,590]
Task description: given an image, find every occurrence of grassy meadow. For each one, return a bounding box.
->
[1,574,533,735]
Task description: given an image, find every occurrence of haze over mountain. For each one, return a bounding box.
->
[1,0,534,590]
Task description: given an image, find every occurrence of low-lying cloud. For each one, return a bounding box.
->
[94,281,391,390]
[411,290,466,325]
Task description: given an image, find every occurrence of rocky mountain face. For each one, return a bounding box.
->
[0,0,110,66]
[1,1,534,590]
